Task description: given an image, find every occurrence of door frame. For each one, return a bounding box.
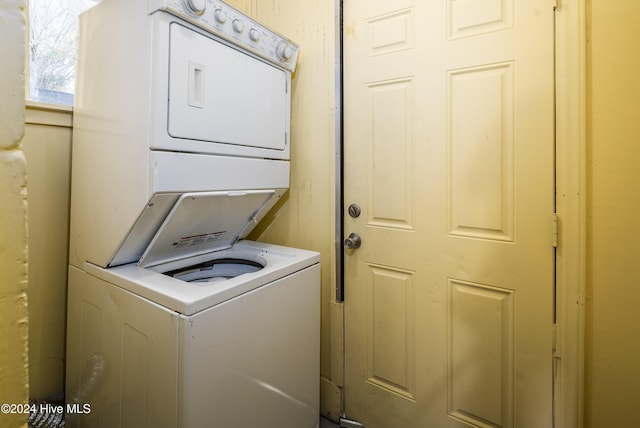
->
[334,1,587,427]
[552,1,587,426]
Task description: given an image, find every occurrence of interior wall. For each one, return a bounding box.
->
[0,1,29,427]
[585,0,640,426]
[225,0,342,419]
[22,105,73,400]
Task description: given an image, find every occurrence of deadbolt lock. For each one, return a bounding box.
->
[348,204,361,218]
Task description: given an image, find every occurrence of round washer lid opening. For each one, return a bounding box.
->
[163,258,264,283]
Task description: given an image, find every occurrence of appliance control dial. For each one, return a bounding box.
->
[214,8,227,24]
[249,28,260,42]
[184,0,206,15]
[232,19,245,33]
[276,42,293,62]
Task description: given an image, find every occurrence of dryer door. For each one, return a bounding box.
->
[164,22,289,154]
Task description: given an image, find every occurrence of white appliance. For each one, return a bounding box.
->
[66,1,319,427]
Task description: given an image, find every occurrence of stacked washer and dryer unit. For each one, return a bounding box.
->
[66,0,320,427]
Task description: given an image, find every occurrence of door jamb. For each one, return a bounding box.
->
[335,0,345,303]
[554,0,586,427]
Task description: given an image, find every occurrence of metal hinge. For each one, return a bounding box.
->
[552,322,560,382]
[552,213,558,248]
[552,322,562,365]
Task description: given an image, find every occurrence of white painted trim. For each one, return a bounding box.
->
[25,102,73,128]
[25,100,73,113]
[554,0,586,426]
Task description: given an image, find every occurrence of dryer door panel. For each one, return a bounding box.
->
[166,23,289,152]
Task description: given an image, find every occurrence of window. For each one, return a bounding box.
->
[28,0,100,106]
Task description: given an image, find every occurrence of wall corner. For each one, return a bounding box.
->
[0,1,30,427]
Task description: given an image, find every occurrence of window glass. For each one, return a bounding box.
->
[28,0,100,105]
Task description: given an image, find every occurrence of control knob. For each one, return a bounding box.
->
[214,9,227,24]
[276,42,293,62]
[232,19,245,33]
[249,28,260,42]
[184,0,206,15]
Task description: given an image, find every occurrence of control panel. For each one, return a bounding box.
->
[153,0,299,72]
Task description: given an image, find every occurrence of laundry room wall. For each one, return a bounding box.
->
[585,0,640,426]
[0,1,30,427]
[21,104,73,400]
[226,0,342,419]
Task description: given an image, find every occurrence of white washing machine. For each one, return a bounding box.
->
[66,1,319,427]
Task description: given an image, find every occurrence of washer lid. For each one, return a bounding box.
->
[138,190,275,268]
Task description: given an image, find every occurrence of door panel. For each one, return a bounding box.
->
[343,0,555,427]
[448,62,515,241]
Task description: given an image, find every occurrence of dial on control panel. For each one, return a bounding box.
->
[276,43,293,62]
[232,19,245,33]
[249,28,260,42]
[184,0,206,15]
[214,8,227,24]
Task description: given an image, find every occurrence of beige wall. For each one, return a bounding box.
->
[0,1,29,428]
[585,0,640,426]
[22,105,73,400]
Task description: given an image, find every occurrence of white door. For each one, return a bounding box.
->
[343,0,556,427]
